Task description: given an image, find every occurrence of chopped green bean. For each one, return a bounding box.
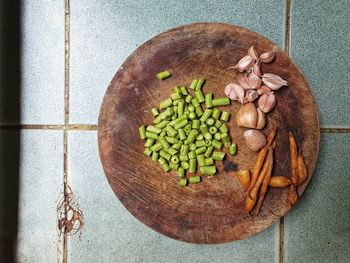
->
[156,70,171,80]
[151,151,159,161]
[151,108,159,116]
[165,125,177,137]
[192,119,200,129]
[195,90,205,103]
[191,98,200,108]
[212,108,221,120]
[212,139,222,149]
[205,93,213,108]
[146,125,162,134]
[160,150,171,160]
[166,147,178,156]
[184,125,192,134]
[144,138,155,147]
[220,111,230,122]
[215,120,223,129]
[181,161,189,169]
[178,129,186,140]
[160,98,173,109]
[158,138,169,149]
[187,105,195,112]
[200,124,208,135]
[219,123,228,133]
[180,86,188,96]
[188,112,196,119]
[221,133,230,144]
[172,143,182,150]
[162,162,171,172]
[195,140,206,148]
[145,131,158,139]
[195,79,205,90]
[144,147,152,156]
[197,154,206,167]
[224,141,231,148]
[189,79,198,90]
[185,95,194,104]
[205,146,214,158]
[212,97,230,106]
[200,109,213,123]
[174,119,188,130]
[196,134,204,141]
[190,143,197,151]
[205,140,211,147]
[189,176,201,184]
[206,117,215,126]
[195,146,206,155]
[170,92,181,100]
[171,155,180,164]
[174,86,181,95]
[139,125,146,139]
[195,106,203,117]
[212,151,225,161]
[158,157,166,165]
[178,167,185,178]
[155,120,170,129]
[189,159,197,173]
[230,143,237,155]
[151,142,163,152]
[177,100,184,116]
[205,157,214,166]
[165,136,178,144]
[188,151,196,159]
[209,127,218,135]
[169,161,179,170]
[153,115,163,124]
[214,132,221,141]
[179,178,187,187]
[187,129,199,144]
[180,145,189,156]
[200,166,216,175]
[179,155,189,161]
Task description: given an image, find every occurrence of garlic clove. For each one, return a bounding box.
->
[236,102,258,128]
[257,85,271,95]
[224,83,234,97]
[262,73,288,90]
[253,61,262,77]
[256,108,266,129]
[244,129,267,152]
[246,90,259,102]
[232,55,254,72]
[260,46,279,63]
[248,46,259,61]
[258,92,276,113]
[231,83,245,103]
[248,73,262,90]
[228,89,238,100]
[238,75,250,90]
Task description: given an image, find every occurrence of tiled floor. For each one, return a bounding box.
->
[1,0,350,262]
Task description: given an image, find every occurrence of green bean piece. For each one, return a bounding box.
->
[151,142,163,152]
[225,141,231,148]
[212,151,225,161]
[160,98,173,109]
[215,120,223,129]
[151,108,160,116]
[206,117,215,126]
[165,136,178,144]
[144,147,152,156]
[160,130,166,137]
[162,162,171,172]
[230,143,237,155]
[155,120,170,129]
[166,147,178,156]
[156,70,171,80]
[197,154,206,167]
[171,114,188,126]
[179,178,187,187]
[195,78,205,90]
[212,108,221,120]
[195,140,206,148]
[187,129,199,144]
[171,155,180,164]
[151,151,159,161]
[205,93,213,108]
[169,161,179,170]
[160,150,171,160]
[181,161,189,169]
[219,123,228,133]
[146,125,162,134]
[185,95,194,103]
[178,167,185,178]
[178,129,186,141]
[173,85,181,95]
[200,109,213,123]
[174,119,188,130]
[172,143,182,150]
[165,125,177,137]
[179,155,189,161]
[153,115,163,124]
[189,159,197,173]
[221,133,230,144]
[177,100,184,116]
[205,140,212,147]
[200,124,208,135]
[205,157,214,166]
[159,138,170,149]
[205,146,214,158]
[212,139,222,149]
[188,151,196,159]
[180,145,189,156]
[139,125,146,139]
[170,92,182,101]
[214,132,221,141]
[158,157,166,165]
[144,138,155,147]
[189,79,198,90]
[195,106,203,117]
[191,98,200,108]
[220,111,230,122]
[180,86,188,96]
[145,131,158,140]
[212,97,230,106]
[200,166,216,175]
[209,127,218,135]
[173,100,180,106]
[187,105,195,112]
[196,134,204,141]
[189,176,201,184]
[192,119,200,129]
[188,112,196,119]
[195,90,205,103]
[195,146,206,155]
[184,125,192,134]
[190,143,196,151]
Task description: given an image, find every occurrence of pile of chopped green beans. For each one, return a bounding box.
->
[139,73,237,187]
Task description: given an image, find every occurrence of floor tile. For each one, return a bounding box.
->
[68,131,279,263]
[284,133,350,263]
[0,130,63,262]
[290,0,350,127]
[0,0,65,124]
[70,0,286,124]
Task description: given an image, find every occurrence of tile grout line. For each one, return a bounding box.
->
[0,124,98,130]
[63,0,70,263]
[280,0,292,262]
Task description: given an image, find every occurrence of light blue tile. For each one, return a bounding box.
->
[290,0,350,127]
[70,0,286,124]
[0,1,65,124]
[284,134,350,263]
[68,131,279,263]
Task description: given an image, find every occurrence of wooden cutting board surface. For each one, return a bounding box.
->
[98,23,320,243]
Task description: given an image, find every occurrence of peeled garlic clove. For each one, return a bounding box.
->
[258,92,276,113]
[231,84,245,103]
[244,129,267,152]
[248,46,259,61]
[262,73,288,90]
[257,85,271,95]
[246,90,259,102]
[260,46,279,63]
[224,83,234,97]
[236,102,258,128]
[253,61,262,77]
[256,108,266,129]
[232,55,254,72]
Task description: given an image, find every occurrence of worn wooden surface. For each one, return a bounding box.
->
[98,23,320,243]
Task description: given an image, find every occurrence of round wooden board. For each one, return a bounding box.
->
[98,23,320,244]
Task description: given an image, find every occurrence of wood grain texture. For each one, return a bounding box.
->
[98,23,320,244]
